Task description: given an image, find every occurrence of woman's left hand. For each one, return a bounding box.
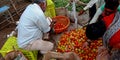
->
[98,46,107,54]
[96,50,109,60]
[96,46,109,60]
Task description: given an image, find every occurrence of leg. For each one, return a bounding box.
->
[23,39,54,54]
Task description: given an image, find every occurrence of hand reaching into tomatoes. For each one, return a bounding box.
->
[96,46,109,60]
[82,42,89,49]
[82,39,92,49]
[98,46,108,56]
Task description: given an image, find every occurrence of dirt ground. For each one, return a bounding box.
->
[0,0,31,48]
[0,0,31,60]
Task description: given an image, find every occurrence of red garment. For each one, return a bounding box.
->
[102,13,115,28]
[110,31,120,48]
[102,13,120,48]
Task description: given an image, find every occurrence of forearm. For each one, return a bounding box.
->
[89,8,102,24]
[83,0,98,10]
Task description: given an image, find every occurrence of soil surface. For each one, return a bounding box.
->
[0,0,31,60]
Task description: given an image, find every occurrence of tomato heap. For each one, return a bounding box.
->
[54,23,66,33]
[56,28,103,60]
[54,23,65,29]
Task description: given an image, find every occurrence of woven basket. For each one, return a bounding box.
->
[52,16,70,33]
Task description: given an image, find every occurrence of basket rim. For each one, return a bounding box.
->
[53,15,70,31]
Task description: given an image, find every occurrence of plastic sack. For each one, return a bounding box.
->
[55,7,68,16]
[77,11,89,26]
[67,11,89,25]
[45,0,56,18]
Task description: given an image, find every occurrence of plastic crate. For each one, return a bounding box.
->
[0,36,38,60]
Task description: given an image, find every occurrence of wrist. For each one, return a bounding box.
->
[87,40,92,46]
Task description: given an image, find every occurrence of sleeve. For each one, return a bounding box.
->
[36,13,51,33]
[89,7,103,24]
[83,0,98,10]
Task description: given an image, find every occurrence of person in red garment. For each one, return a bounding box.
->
[85,0,120,60]
[86,0,120,48]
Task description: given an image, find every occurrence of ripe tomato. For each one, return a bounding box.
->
[57,28,103,60]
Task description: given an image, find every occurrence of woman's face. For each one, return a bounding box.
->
[102,8,117,16]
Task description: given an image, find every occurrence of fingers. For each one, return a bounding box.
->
[98,49,108,57]
[98,46,107,54]
[82,42,89,49]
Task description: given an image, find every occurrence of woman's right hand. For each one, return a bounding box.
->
[82,42,89,49]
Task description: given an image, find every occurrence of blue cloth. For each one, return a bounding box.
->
[0,5,10,13]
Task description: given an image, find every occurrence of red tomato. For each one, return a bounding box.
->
[57,28,103,60]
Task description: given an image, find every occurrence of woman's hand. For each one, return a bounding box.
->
[96,46,109,60]
[98,46,107,54]
[82,39,92,48]
[82,42,89,49]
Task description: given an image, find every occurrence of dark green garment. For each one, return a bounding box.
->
[100,4,120,11]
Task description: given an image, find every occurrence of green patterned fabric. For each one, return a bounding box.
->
[100,4,120,12]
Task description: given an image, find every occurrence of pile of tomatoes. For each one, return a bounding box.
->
[56,28,103,60]
[54,23,65,29]
[54,23,66,33]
